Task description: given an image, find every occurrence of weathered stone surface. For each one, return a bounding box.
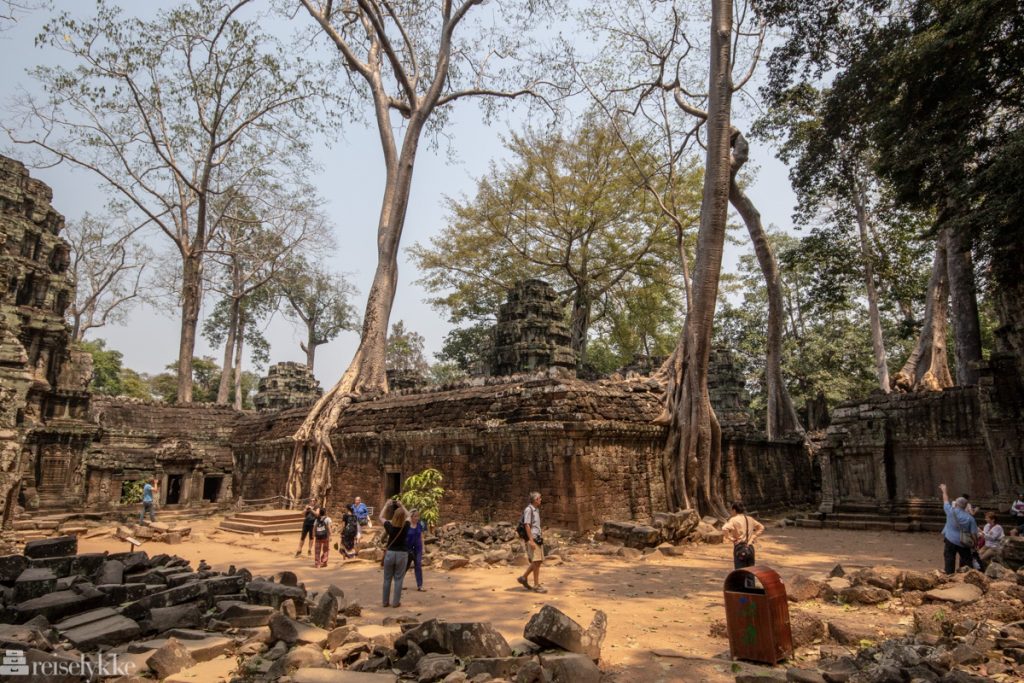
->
[524,605,606,661]
[786,575,830,602]
[839,584,892,605]
[291,669,398,683]
[902,569,939,591]
[219,603,274,628]
[269,612,329,646]
[852,566,903,592]
[147,637,196,678]
[310,591,339,630]
[416,653,458,683]
[255,362,323,412]
[397,619,512,659]
[23,536,77,559]
[925,583,983,604]
[0,554,28,582]
[13,567,57,602]
[149,603,202,633]
[246,579,306,608]
[94,559,125,586]
[464,656,528,680]
[538,651,602,682]
[827,618,880,646]
[96,582,147,604]
[440,555,469,571]
[61,614,140,649]
[788,609,826,648]
[13,586,106,622]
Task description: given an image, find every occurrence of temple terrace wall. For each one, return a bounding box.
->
[232,374,816,529]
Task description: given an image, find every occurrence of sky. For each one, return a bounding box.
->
[0,1,797,391]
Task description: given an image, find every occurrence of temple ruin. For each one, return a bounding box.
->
[1,153,1022,541]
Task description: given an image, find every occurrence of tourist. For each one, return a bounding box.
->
[723,502,765,569]
[139,477,158,524]
[354,496,370,540]
[961,493,978,516]
[516,492,547,593]
[295,499,317,558]
[405,509,426,591]
[1012,493,1024,519]
[312,507,332,568]
[341,503,358,559]
[940,483,978,574]
[380,497,410,607]
[979,511,1005,567]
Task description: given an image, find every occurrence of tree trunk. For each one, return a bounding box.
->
[232,317,244,410]
[287,122,424,504]
[176,250,203,403]
[728,130,803,439]
[946,227,982,385]
[657,0,732,517]
[216,297,240,404]
[303,331,317,370]
[893,230,953,392]
[852,183,891,393]
[569,288,591,368]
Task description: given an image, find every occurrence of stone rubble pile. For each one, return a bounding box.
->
[746,562,1024,682]
[0,532,608,682]
[596,509,724,551]
[116,521,193,545]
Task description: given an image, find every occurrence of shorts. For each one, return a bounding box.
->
[525,540,544,563]
[300,524,314,541]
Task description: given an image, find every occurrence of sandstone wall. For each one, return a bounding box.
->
[83,397,240,509]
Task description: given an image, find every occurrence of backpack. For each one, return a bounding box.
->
[314,517,329,539]
[516,508,531,541]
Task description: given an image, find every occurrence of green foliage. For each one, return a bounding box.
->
[149,356,258,408]
[279,258,360,367]
[76,339,151,399]
[428,361,467,386]
[386,320,429,375]
[399,468,445,529]
[435,324,493,375]
[120,479,146,505]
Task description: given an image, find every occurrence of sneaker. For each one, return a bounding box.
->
[517,576,531,590]
[307,549,312,556]
[294,551,301,557]
[532,585,548,593]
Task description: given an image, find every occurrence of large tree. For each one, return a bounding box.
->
[64,212,149,342]
[410,115,697,368]
[6,0,321,401]
[279,259,360,372]
[288,0,563,503]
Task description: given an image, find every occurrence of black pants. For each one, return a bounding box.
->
[943,537,972,574]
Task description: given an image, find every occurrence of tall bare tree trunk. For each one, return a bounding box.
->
[232,317,244,410]
[657,0,732,516]
[729,131,803,439]
[302,333,317,371]
[177,249,203,403]
[852,183,891,393]
[946,227,981,385]
[216,298,240,404]
[287,118,424,504]
[570,289,591,368]
[893,230,953,392]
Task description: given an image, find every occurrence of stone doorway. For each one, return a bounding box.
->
[385,472,402,499]
[166,474,183,505]
[202,476,222,502]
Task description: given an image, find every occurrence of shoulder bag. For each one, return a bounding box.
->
[733,516,754,565]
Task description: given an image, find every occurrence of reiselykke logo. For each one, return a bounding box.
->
[0,650,136,677]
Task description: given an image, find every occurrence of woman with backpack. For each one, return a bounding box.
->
[312,507,332,568]
[722,502,764,569]
[340,503,359,559]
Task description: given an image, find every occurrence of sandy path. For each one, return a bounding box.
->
[79,521,942,682]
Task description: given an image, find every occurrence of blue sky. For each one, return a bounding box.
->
[0,1,797,390]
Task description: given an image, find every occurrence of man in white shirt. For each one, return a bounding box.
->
[722,502,765,569]
[516,492,547,593]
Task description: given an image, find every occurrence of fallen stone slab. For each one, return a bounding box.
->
[13,567,58,602]
[148,603,202,633]
[162,654,237,683]
[62,614,141,649]
[440,555,469,571]
[465,656,529,680]
[269,612,328,646]
[310,591,339,629]
[200,574,246,596]
[94,559,125,586]
[107,551,149,572]
[23,535,78,560]
[524,604,607,661]
[291,669,398,683]
[147,637,196,679]
[925,583,984,604]
[0,554,28,582]
[166,571,199,588]
[70,553,108,577]
[246,579,307,608]
[397,618,512,659]
[7,647,82,683]
[133,581,210,611]
[416,652,458,682]
[130,634,235,662]
[219,603,274,628]
[0,623,53,651]
[539,651,602,683]
[55,606,120,632]
[97,582,148,604]
[13,586,106,622]
[27,555,76,578]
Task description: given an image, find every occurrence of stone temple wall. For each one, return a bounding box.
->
[233,375,816,529]
[818,353,1024,519]
[82,397,239,510]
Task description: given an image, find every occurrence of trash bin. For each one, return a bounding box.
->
[723,565,793,664]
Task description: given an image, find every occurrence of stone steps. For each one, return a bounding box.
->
[794,510,949,533]
[217,509,305,536]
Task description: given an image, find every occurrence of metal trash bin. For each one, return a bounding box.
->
[723,565,793,664]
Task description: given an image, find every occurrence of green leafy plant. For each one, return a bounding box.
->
[120,479,146,505]
[399,468,445,529]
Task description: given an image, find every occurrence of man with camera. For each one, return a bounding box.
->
[517,492,547,593]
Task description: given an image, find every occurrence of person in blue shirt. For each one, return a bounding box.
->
[140,477,158,524]
[940,483,978,574]
[354,497,369,541]
[405,509,426,591]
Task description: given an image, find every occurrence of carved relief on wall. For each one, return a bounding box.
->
[836,452,876,501]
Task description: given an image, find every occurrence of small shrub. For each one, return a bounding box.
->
[399,468,444,529]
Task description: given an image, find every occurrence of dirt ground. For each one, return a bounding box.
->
[79,519,943,682]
